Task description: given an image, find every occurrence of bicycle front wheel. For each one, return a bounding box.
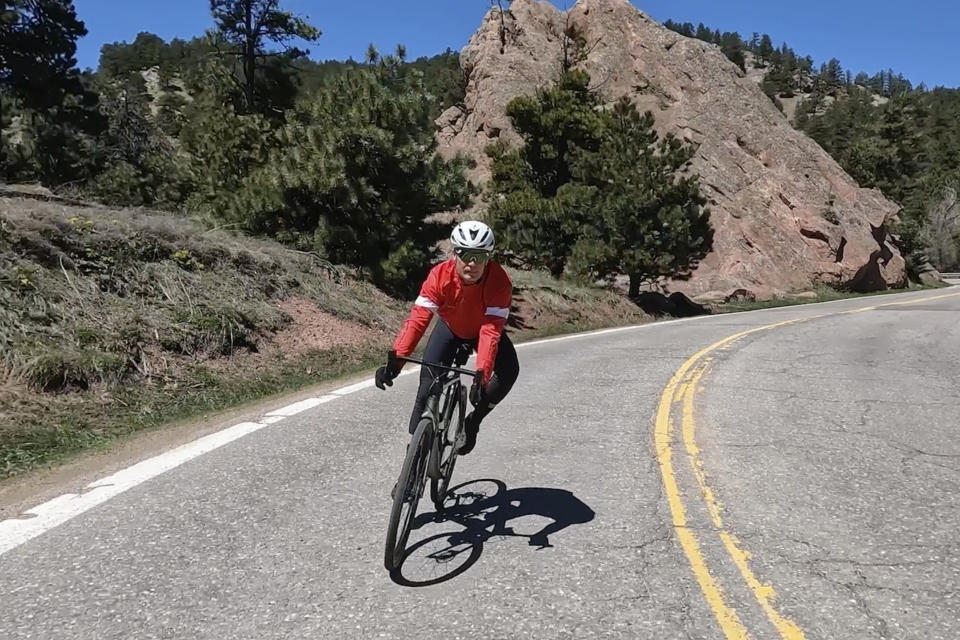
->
[384,417,432,572]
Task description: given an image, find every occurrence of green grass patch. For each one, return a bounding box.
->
[1,344,386,479]
[21,345,128,391]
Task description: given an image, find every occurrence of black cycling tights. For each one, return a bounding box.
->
[407,321,519,433]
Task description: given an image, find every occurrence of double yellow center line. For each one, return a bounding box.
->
[654,290,960,639]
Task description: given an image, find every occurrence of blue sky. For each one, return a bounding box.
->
[73,0,959,88]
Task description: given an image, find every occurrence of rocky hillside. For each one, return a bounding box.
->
[436,0,907,300]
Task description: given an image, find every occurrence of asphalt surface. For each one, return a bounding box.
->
[1,287,958,639]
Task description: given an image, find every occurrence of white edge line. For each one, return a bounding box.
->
[330,380,375,395]
[329,365,422,396]
[0,422,267,556]
[3,285,952,555]
[514,284,960,349]
[264,395,337,417]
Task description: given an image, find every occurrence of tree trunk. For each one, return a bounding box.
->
[548,259,564,279]
[243,2,255,109]
[628,274,640,298]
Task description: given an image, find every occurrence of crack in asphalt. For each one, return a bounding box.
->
[616,529,673,552]
[764,412,960,472]
[714,440,791,450]
[772,555,892,640]
[812,557,956,570]
[810,562,958,637]
[822,425,960,464]
[676,577,699,640]
[846,568,893,640]
[709,425,959,465]
[707,383,960,408]
[898,453,960,479]
[754,536,958,640]
[754,533,958,570]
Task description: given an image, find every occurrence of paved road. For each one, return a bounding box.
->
[2,288,959,639]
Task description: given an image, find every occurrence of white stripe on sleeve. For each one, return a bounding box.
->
[485,306,510,319]
[415,296,439,311]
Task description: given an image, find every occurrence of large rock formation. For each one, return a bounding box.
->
[436,0,906,299]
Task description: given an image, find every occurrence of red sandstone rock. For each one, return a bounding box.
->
[437,0,906,299]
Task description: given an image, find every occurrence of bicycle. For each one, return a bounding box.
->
[383,345,483,572]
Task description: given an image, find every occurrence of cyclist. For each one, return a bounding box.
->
[374,220,519,456]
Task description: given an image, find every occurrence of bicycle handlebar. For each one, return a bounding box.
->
[389,350,483,383]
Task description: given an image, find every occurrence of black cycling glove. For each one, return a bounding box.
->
[470,372,486,407]
[375,352,399,389]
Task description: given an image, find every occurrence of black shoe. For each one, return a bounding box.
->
[458,412,481,455]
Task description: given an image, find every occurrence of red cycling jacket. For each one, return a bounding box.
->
[393,258,512,386]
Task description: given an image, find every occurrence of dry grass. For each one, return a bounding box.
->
[0,197,407,477]
[507,268,650,336]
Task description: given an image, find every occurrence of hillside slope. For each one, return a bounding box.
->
[0,193,649,477]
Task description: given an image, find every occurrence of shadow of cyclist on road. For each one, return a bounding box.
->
[443,484,595,549]
[391,479,595,586]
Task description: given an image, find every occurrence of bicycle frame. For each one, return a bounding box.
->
[391,349,480,411]
[391,348,480,475]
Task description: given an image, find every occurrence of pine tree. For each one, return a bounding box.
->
[487,72,712,291]
[694,23,712,41]
[663,20,694,38]
[718,32,746,72]
[178,59,276,212]
[221,49,473,296]
[1,1,106,185]
[0,0,87,110]
[824,58,844,92]
[757,34,774,66]
[566,99,713,296]
[484,70,606,277]
[209,0,320,113]
[89,71,190,207]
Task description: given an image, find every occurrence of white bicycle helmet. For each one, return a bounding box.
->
[450,220,495,251]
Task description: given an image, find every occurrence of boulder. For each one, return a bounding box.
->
[632,291,710,317]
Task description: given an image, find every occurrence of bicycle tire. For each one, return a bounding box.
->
[430,384,466,511]
[384,417,432,572]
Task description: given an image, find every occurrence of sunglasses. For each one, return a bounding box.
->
[455,249,491,264]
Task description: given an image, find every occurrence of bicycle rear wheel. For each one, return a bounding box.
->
[384,417,432,572]
[430,384,466,511]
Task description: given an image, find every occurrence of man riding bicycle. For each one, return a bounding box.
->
[374,220,520,456]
